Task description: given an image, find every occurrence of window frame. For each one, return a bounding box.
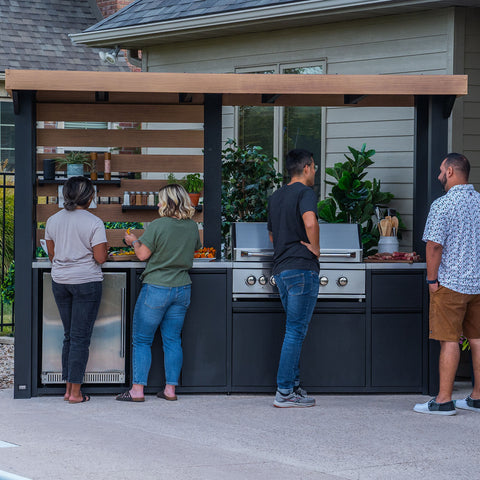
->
[234,60,327,198]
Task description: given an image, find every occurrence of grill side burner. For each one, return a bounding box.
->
[231,222,366,299]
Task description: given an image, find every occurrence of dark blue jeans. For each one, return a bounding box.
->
[274,269,319,394]
[52,280,102,384]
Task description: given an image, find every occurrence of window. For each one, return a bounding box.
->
[0,102,15,171]
[236,62,324,195]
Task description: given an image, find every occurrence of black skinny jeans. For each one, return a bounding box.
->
[52,280,102,384]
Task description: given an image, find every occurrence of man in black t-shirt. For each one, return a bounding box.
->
[267,149,320,408]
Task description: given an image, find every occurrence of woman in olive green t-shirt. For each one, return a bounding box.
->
[116,184,201,403]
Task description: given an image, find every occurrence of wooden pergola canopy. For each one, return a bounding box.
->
[6,70,468,108]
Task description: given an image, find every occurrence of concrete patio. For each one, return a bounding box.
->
[0,381,477,480]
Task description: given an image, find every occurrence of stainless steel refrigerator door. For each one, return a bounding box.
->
[41,272,126,384]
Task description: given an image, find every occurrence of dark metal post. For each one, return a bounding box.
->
[13,90,36,398]
[413,95,449,257]
[203,94,223,257]
[414,95,451,396]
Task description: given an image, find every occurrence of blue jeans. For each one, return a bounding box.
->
[132,283,191,386]
[274,269,319,394]
[52,280,102,384]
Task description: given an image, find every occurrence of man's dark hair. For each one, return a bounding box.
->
[444,152,470,180]
[285,149,314,177]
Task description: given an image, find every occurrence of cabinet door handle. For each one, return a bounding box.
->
[120,287,126,358]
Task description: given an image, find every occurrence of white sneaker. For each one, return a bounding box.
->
[455,396,480,413]
[413,398,456,415]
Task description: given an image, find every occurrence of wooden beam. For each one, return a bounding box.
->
[36,154,204,173]
[6,70,468,98]
[222,94,415,107]
[36,128,204,148]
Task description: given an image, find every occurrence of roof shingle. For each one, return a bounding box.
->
[0,0,127,72]
[84,0,301,32]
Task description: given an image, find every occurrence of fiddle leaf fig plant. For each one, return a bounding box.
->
[317,144,394,256]
[221,138,283,257]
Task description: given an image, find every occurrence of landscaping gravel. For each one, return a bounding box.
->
[0,341,14,389]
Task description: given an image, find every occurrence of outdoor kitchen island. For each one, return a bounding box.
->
[8,69,465,398]
[32,261,430,396]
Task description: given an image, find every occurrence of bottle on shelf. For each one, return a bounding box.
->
[135,191,142,205]
[90,152,98,181]
[142,192,148,206]
[104,152,111,181]
[123,191,130,206]
[130,191,136,205]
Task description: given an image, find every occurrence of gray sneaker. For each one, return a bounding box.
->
[294,386,308,397]
[413,398,456,415]
[455,395,480,413]
[273,390,315,408]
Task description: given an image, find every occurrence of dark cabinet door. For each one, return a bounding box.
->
[181,272,227,387]
[232,311,284,388]
[137,271,228,389]
[371,313,423,388]
[232,310,366,389]
[301,313,366,388]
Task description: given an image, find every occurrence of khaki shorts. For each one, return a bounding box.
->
[429,285,480,342]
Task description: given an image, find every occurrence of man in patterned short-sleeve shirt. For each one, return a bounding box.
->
[414,153,480,415]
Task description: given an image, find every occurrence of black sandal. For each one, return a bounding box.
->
[115,390,145,402]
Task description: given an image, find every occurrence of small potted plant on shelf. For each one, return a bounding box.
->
[182,173,203,206]
[55,151,92,178]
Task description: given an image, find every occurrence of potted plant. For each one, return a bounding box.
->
[221,138,283,257]
[182,173,203,206]
[317,144,395,256]
[55,151,92,178]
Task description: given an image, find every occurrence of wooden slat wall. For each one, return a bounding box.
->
[35,102,205,234]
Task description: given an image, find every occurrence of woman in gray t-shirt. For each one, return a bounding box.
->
[45,176,107,404]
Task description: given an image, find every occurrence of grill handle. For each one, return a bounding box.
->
[319,252,357,258]
[240,251,273,258]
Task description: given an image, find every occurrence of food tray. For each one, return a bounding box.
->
[107,254,139,262]
[364,259,415,263]
[193,257,215,262]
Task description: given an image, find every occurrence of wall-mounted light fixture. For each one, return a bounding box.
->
[99,46,120,65]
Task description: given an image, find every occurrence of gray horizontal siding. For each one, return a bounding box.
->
[463,8,480,192]
[146,7,460,250]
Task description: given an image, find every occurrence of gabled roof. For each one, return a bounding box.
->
[71,0,480,49]
[0,0,127,73]
[84,0,299,32]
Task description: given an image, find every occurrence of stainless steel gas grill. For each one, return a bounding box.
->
[232,222,366,299]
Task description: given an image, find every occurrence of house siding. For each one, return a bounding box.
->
[464,8,480,187]
[144,7,472,250]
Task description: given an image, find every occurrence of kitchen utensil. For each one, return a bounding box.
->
[380,218,390,237]
[391,216,399,236]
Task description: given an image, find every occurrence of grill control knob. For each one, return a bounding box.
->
[245,275,256,286]
[319,276,329,286]
[337,276,348,287]
[269,276,276,286]
[258,275,267,286]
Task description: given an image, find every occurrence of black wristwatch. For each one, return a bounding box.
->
[426,277,438,284]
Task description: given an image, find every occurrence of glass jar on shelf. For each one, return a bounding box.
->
[147,192,155,206]
[135,192,142,205]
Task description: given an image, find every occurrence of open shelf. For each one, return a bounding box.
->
[122,205,203,212]
[38,179,122,186]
